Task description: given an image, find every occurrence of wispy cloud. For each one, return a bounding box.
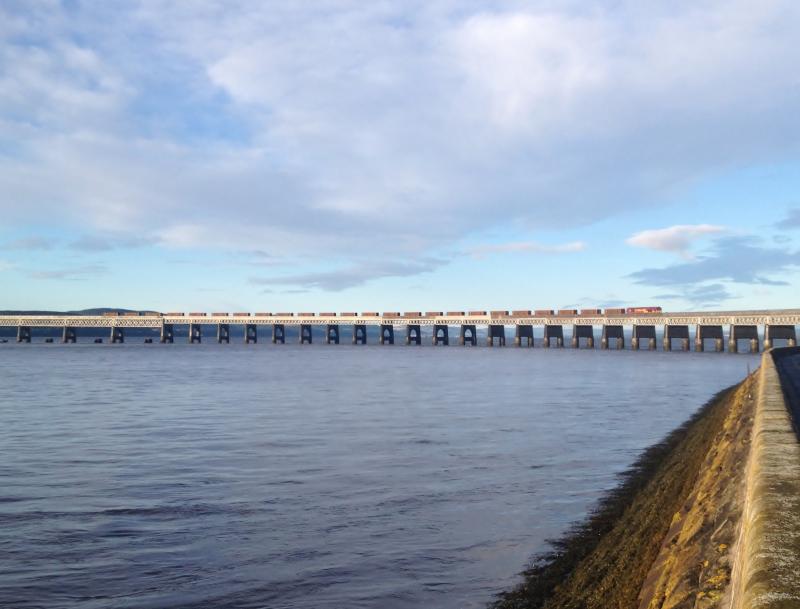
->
[776,208,800,229]
[469,241,586,258]
[0,236,54,251]
[68,234,158,252]
[628,237,800,288]
[30,265,107,280]
[250,258,446,291]
[655,284,733,307]
[0,260,16,272]
[626,225,725,258]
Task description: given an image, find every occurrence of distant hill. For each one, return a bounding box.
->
[0,308,138,316]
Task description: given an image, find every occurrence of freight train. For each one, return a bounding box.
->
[100,307,664,318]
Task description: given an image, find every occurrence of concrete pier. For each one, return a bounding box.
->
[515,325,534,347]
[764,324,797,349]
[299,324,313,344]
[161,324,174,343]
[487,324,505,347]
[405,324,421,345]
[459,324,477,346]
[729,324,759,353]
[695,324,724,352]
[379,324,395,345]
[111,326,125,344]
[433,324,449,346]
[664,325,690,351]
[325,324,339,344]
[572,324,595,349]
[188,323,201,344]
[601,325,625,350]
[217,323,230,344]
[62,326,77,343]
[352,324,367,344]
[543,325,564,348]
[244,323,257,344]
[272,323,285,344]
[16,326,31,343]
[631,325,656,350]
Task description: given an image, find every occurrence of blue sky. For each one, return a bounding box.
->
[1,0,799,312]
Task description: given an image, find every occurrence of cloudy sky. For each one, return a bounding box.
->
[1,0,799,312]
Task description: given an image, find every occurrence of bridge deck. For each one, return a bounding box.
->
[1,309,800,327]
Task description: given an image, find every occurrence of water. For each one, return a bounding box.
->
[0,343,758,609]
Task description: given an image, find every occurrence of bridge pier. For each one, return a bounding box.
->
[272,324,285,344]
[299,324,313,344]
[631,325,656,350]
[514,325,533,347]
[16,326,31,343]
[572,324,594,348]
[459,324,477,346]
[352,324,367,344]
[729,325,759,353]
[663,325,690,351]
[62,326,77,344]
[161,323,174,343]
[433,324,449,346]
[244,323,257,344]
[487,324,505,347]
[405,324,421,345]
[764,324,797,349]
[325,324,339,344]
[111,326,125,344]
[188,324,201,344]
[379,324,395,345]
[217,323,230,344]
[695,325,723,352]
[543,325,564,348]
[600,325,625,350]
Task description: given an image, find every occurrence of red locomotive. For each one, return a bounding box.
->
[626,306,663,314]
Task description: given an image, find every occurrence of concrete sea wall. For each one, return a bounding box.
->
[730,348,800,608]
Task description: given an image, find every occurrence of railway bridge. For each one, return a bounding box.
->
[3,309,799,352]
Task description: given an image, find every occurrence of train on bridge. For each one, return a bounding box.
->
[3,307,799,353]
[100,307,664,318]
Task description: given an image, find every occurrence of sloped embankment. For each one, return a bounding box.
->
[493,375,755,609]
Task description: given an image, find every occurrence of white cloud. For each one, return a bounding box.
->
[626,225,726,258]
[1,0,799,282]
[469,240,587,258]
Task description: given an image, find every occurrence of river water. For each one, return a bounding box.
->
[0,343,758,609]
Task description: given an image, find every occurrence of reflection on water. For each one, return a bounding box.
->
[0,343,757,608]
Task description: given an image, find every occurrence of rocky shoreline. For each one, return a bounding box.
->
[493,375,755,609]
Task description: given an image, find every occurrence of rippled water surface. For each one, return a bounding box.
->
[0,343,758,608]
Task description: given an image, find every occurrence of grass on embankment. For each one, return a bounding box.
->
[491,382,743,609]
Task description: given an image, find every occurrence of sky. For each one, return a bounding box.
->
[1,0,799,312]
